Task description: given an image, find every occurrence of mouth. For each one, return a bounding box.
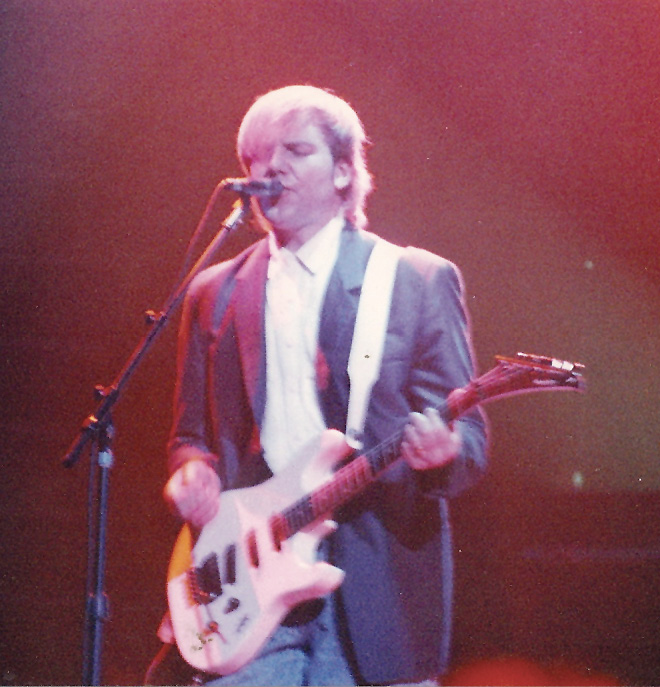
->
[258,190,284,213]
[271,184,290,200]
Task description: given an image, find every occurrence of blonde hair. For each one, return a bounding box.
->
[237,85,373,229]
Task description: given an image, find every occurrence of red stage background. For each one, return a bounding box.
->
[1,1,659,684]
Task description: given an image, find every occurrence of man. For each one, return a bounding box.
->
[158,85,488,686]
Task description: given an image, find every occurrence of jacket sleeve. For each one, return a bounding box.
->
[167,267,223,476]
[396,249,488,499]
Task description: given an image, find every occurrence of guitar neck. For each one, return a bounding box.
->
[276,399,455,539]
[272,353,585,541]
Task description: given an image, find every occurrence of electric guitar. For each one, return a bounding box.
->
[167,352,585,675]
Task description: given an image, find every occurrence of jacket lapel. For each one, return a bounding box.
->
[232,238,269,426]
[317,226,377,427]
[320,226,377,354]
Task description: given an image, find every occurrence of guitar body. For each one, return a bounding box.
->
[167,428,351,676]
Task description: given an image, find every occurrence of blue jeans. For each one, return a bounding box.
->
[204,593,356,687]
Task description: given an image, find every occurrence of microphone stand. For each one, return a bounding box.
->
[62,186,251,686]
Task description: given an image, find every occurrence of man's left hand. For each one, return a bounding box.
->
[401,408,462,470]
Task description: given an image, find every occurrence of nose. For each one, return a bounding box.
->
[264,146,286,178]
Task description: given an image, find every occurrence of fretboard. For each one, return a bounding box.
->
[274,398,457,540]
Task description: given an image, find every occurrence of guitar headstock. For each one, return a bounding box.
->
[495,352,586,392]
[446,352,586,419]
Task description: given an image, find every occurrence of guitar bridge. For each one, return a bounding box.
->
[187,554,222,606]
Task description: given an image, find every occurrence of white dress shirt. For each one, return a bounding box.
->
[260,216,344,473]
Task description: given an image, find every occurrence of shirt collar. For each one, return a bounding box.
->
[268,215,344,278]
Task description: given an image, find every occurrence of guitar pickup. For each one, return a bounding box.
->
[224,544,236,585]
[246,530,260,568]
[270,514,286,552]
[187,554,222,605]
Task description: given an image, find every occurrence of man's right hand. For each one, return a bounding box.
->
[164,460,221,530]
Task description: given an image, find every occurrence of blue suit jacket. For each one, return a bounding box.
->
[169,223,488,684]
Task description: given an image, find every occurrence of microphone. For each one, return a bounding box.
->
[221,178,284,197]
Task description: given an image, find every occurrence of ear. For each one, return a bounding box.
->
[333,161,352,191]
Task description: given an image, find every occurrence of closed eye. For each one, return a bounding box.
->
[285,142,316,156]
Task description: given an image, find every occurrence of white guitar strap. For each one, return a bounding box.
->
[345,237,403,450]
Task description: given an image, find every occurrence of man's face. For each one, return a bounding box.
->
[246,111,350,249]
